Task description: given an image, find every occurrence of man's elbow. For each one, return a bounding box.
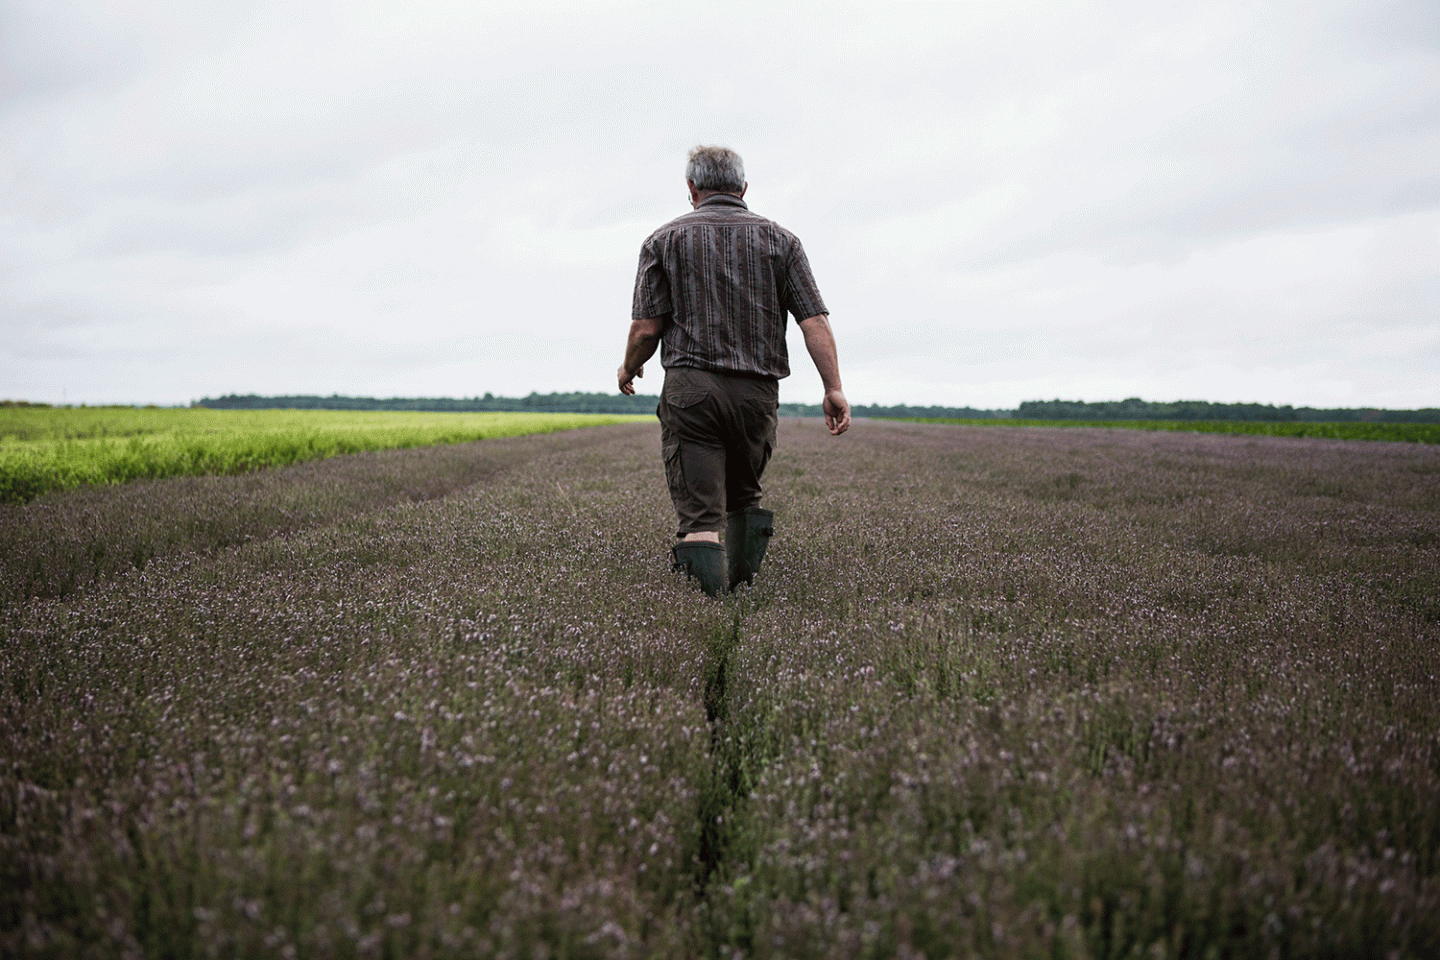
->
[798,314,834,345]
[632,316,668,339]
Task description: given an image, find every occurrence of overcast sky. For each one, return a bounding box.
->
[2,0,1437,409]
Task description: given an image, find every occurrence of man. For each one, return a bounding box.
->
[618,145,850,597]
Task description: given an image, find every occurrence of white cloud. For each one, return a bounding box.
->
[2,0,1437,408]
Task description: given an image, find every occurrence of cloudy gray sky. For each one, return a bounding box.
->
[3,0,1437,409]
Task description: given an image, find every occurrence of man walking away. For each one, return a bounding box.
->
[618,145,850,597]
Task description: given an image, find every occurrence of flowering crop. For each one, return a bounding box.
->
[0,408,648,504]
[902,416,1440,444]
[2,420,1436,957]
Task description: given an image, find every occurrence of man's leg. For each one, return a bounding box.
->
[722,377,779,589]
[664,431,726,597]
[659,369,728,595]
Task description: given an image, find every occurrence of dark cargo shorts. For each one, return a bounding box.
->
[658,367,779,536]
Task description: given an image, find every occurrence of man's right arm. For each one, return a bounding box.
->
[618,315,667,395]
[797,313,850,436]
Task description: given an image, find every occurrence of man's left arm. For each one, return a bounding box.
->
[618,316,667,394]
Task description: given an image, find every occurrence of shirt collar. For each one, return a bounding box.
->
[696,193,748,210]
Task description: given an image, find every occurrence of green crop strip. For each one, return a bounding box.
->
[0,408,650,503]
[890,417,1440,443]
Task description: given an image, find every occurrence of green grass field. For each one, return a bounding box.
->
[898,417,1440,443]
[0,407,650,504]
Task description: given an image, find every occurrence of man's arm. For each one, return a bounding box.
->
[797,313,850,435]
[618,316,667,395]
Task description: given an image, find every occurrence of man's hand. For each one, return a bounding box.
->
[823,388,851,435]
[618,363,643,395]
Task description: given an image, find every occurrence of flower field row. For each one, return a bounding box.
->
[2,420,1437,957]
[902,417,1440,444]
[0,408,648,504]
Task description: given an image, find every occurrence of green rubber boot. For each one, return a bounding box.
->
[726,507,774,591]
[671,541,727,598]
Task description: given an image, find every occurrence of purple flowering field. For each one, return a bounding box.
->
[3,419,1437,958]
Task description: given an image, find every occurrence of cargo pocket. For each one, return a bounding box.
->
[662,439,685,500]
[743,396,779,446]
[667,388,709,410]
[759,437,774,476]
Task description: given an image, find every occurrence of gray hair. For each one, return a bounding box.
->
[686,145,745,193]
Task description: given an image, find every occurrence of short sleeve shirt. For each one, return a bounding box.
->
[631,194,827,380]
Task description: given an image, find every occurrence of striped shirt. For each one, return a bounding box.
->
[631,194,828,380]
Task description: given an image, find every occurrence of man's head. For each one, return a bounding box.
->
[686,145,746,196]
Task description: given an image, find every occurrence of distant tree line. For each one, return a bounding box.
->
[1016,398,1440,423]
[774,402,1010,419]
[194,393,1015,419]
[194,392,661,414]
[855,403,1007,419]
[190,393,1439,423]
